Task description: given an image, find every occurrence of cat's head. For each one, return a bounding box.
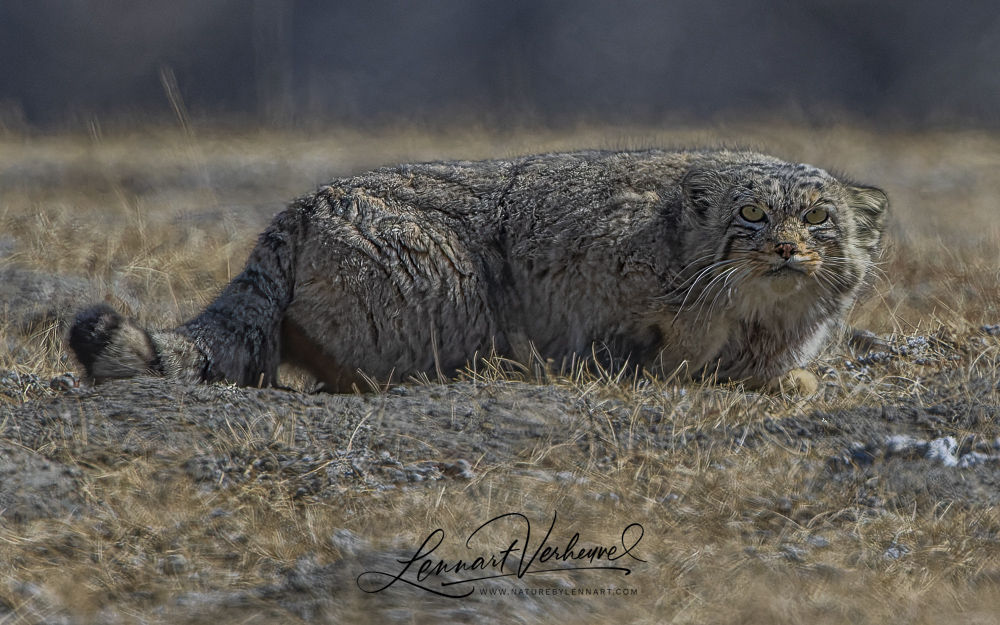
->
[679,153,887,310]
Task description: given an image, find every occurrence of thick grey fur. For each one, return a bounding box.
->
[68,149,888,391]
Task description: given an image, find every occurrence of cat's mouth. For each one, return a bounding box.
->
[741,251,821,279]
[766,258,816,276]
[768,263,804,274]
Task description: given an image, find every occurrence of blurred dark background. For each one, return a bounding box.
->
[3,0,1000,128]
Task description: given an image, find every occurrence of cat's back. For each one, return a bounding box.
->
[318,148,707,219]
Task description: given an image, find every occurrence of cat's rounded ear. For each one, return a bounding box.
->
[682,169,723,214]
[849,186,888,250]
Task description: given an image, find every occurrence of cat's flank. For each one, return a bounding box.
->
[69,149,887,391]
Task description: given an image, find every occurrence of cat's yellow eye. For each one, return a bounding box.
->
[739,205,766,222]
[804,207,829,225]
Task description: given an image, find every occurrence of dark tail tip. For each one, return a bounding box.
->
[68,304,124,376]
[68,304,158,381]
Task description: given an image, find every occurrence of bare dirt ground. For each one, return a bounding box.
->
[1,122,999,623]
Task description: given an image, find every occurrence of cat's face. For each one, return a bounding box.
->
[678,157,888,315]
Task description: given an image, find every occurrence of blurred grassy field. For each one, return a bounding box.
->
[1,122,999,624]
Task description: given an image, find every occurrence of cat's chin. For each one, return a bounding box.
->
[729,276,825,322]
[764,272,812,295]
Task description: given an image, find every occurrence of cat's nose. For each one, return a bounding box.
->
[775,242,799,260]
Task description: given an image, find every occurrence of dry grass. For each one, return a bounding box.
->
[1,121,1000,623]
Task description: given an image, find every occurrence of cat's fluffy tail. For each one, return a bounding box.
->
[68,305,209,382]
[69,202,308,387]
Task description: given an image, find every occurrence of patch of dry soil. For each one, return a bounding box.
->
[4,372,1000,517]
[0,368,997,619]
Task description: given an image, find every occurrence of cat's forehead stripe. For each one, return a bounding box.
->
[721,160,834,207]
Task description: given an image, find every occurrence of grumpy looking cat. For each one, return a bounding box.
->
[69,149,887,391]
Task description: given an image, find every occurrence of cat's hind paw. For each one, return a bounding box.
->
[766,368,820,397]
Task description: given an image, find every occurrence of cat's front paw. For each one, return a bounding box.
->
[766,368,820,396]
